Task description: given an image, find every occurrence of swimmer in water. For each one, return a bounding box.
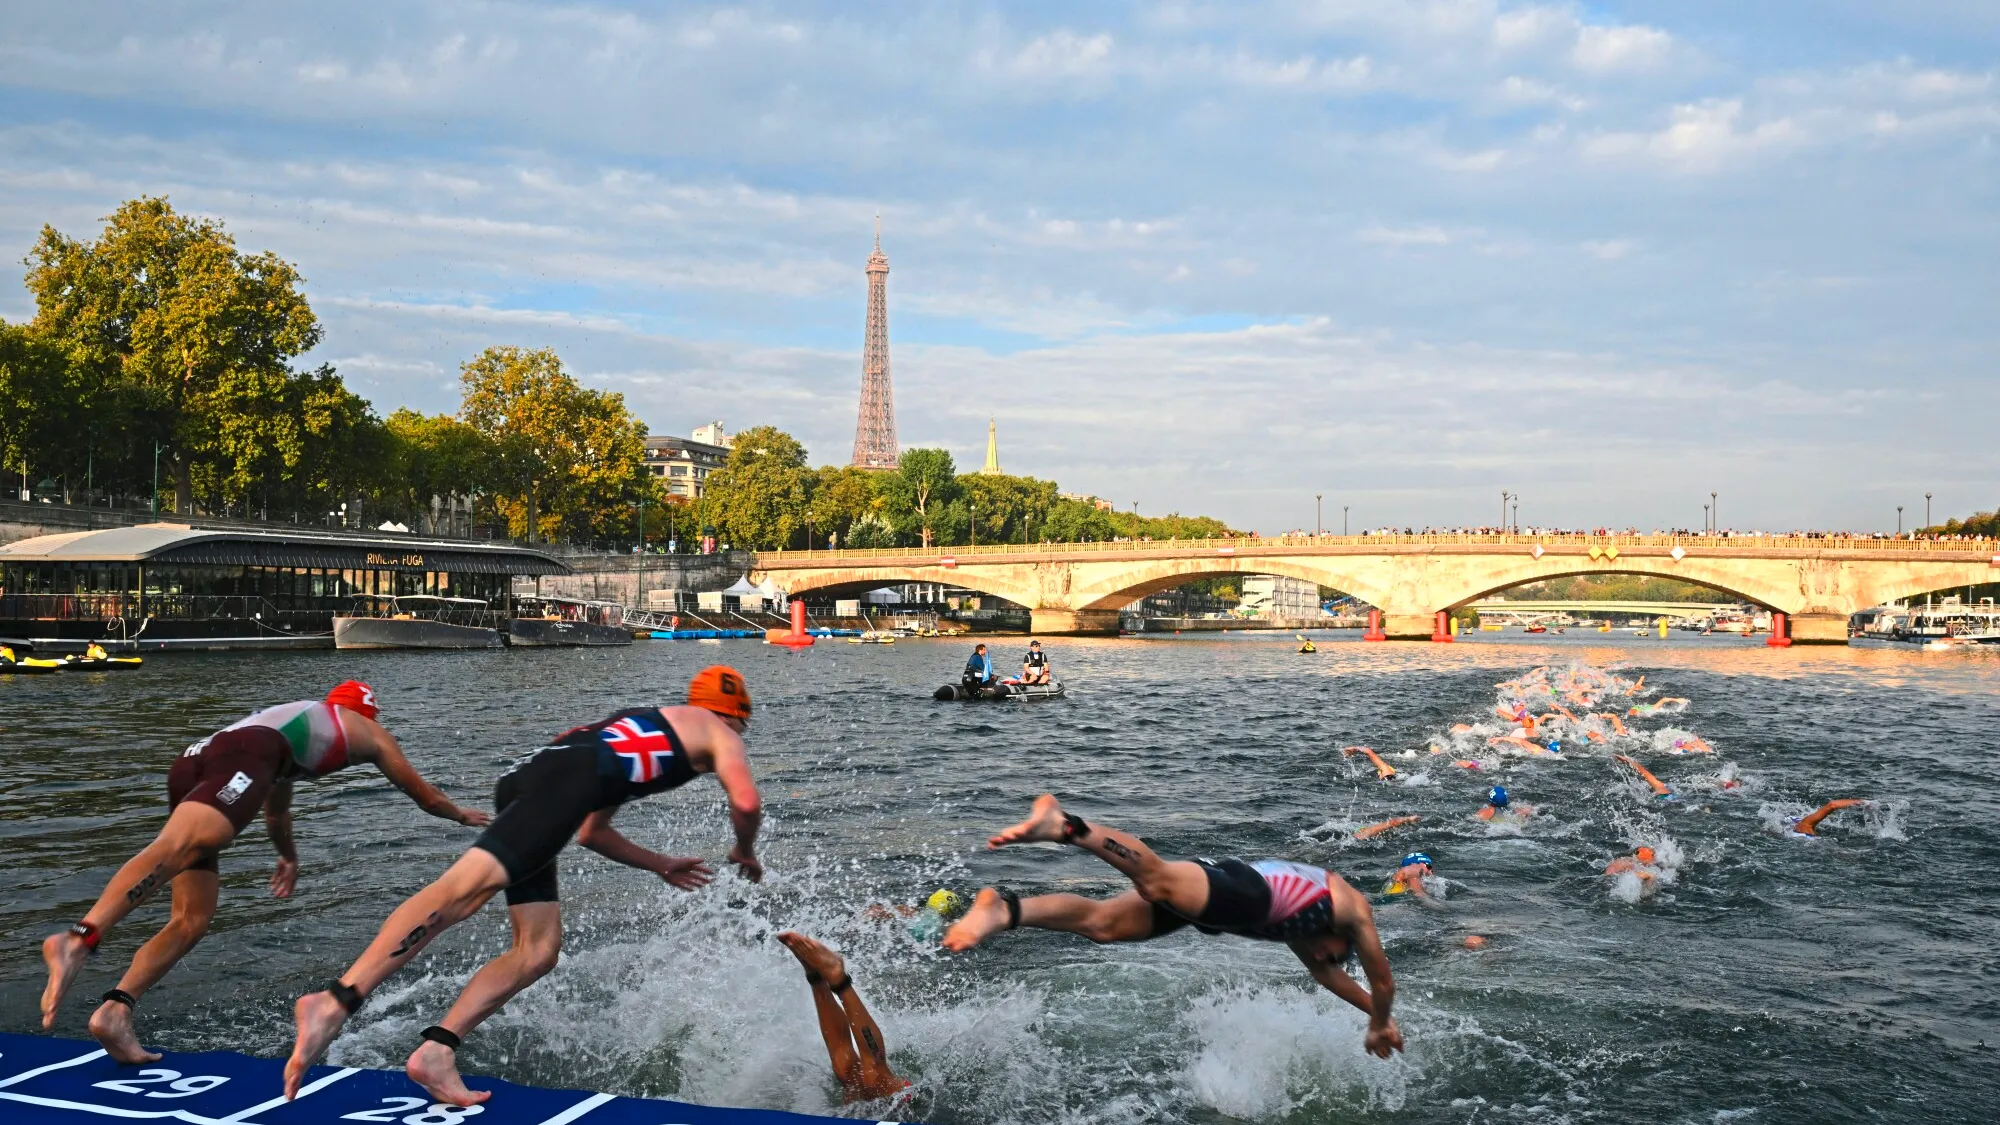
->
[1603,846,1659,880]
[943,795,1404,1059]
[1343,745,1396,780]
[1476,785,1534,821]
[1354,815,1420,841]
[1615,754,1676,800]
[1383,853,1434,898]
[775,933,910,1103]
[1787,798,1868,837]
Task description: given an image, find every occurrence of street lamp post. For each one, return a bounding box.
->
[1343,505,1349,535]
[971,496,978,547]
[1316,493,1323,537]
[151,443,162,515]
[1703,503,1709,532]
[1897,506,1903,536]
[1925,492,1933,531]
[1710,491,1718,533]
[1512,501,1519,532]
[1500,491,1510,530]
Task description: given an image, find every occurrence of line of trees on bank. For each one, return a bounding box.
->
[1,196,1236,551]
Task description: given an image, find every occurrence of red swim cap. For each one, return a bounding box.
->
[687,665,750,721]
[326,680,379,720]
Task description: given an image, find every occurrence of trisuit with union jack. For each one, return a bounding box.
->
[284,666,764,1108]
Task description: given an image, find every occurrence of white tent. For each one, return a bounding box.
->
[722,576,763,602]
[757,578,785,608]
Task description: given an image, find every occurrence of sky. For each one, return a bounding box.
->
[1,1,1996,535]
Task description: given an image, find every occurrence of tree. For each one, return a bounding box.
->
[1041,496,1118,542]
[958,472,1059,545]
[0,319,91,500]
[703,425,812,549]
[383,409,498,533]
[458,345,648,544]
[885,447,960,548]
[807,465,890,548]
[24,197,321,514]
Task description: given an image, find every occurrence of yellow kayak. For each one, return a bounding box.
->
[1,657,64,675]
[62,656,144,670]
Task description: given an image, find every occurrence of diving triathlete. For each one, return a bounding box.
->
[775,933,910,1103]
[1383,853,1434,898]
[1787,798,1868,837]
[39,683,488,1064]
[1021,641,1051,685]
[1604,846,1659,879]
[963,644,998,689]
[284,666,764,1106]
[942,795,1404,1059]
[1476,785,1534,821]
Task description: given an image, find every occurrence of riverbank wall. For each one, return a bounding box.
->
[529,551,752,605]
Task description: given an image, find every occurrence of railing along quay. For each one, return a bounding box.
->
[757,533,2000,565]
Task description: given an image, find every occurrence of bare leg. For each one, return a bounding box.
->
[405,901,561,1107]
[944,888,1157,951]
[42,803,232,1030]
[985,794,1210,911]
[286,849,509,1100]
[88,868,219,1064]
[776,933,906,1102]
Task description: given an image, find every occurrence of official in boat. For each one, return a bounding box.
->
[1021,641,1052,685]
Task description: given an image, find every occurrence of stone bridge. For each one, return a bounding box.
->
[751,533,2000,643]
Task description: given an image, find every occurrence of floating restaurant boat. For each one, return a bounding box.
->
[508,596,633,647]
[334,594,505,649]
[0,523,568,650]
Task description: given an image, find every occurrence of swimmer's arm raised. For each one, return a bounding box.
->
[1793,798,1865,835]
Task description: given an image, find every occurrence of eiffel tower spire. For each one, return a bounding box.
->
[851,216,899,470]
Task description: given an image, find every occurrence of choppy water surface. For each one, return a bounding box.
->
[4,634,1998,1124]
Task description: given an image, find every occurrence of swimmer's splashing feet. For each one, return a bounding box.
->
[88,991,161,1065]
[985,793,1076,849]
[941,887,1018,952]
[284,982,362,1100]
[39,926,93,1030]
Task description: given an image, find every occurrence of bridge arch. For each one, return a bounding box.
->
[757,564,1040,612]
[1447,565,1774,612]
[1070,557,1392,613]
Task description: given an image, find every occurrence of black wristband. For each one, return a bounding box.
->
[420,1025,462,1050]
[101,988,137,1008]
[1062,812,1090,841]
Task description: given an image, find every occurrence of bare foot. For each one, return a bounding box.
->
[285,990,350,1100]
[941,887,1011,952]
[40,932,88,1030]
[88,1000,162,1064]
[406,1040,491,1107]
[986,794,1069,849]
[775,931,847,985]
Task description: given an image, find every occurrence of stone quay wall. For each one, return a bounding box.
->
[528,551,751,606]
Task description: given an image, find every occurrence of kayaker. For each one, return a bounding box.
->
[963,644,998,688]
[284,666,765,1107]
[943,795,1404,1060]
[1021,640,1051,685]
[39,682,488,1065]
[85,642,109,661]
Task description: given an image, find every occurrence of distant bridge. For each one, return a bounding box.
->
[1468,600,1738,624]
[752,533,2000,643]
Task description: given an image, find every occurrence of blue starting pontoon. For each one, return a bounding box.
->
[0,1033,861,1125]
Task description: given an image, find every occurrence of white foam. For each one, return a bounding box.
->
[1178,983,1411,1117]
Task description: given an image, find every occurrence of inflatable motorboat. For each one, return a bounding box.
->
[933,679,1066,701]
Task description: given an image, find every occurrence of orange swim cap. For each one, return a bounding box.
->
[326,680,379,720]
[1635,846,1656,864]
[687,665,751,721]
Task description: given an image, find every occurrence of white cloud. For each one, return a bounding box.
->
[1584,99,1800,170]
[1359,225,1453,246]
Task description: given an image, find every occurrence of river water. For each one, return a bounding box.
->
[3,633,1997,1124]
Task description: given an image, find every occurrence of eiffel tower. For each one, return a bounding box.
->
[850,217,900,470]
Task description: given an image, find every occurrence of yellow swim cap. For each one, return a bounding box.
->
[926,889,964,916]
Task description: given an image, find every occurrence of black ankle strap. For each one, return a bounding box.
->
[420,1025,461,1050]
[325,979,366,1014]
[101,988,136,1009]
[999,888,1021,930]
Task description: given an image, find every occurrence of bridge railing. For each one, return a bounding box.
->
[756,532,2000,565]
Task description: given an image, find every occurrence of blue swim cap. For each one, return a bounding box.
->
[1488,785,1510,807]
[1403,852,1434,868]
[1546,741,1561,753]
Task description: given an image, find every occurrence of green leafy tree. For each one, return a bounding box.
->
[458,345,648,543]
[0,319,96,500]
[702,425,812,549]
[382,409,498,532]
[886,447,960,548]
[807,464,890,548]
[958,472,1059,545]
[1041,496,1118,542]
[23,197,321,514]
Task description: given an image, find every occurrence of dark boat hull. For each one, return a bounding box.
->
[333,617,502,650]
[507,618,633,647]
